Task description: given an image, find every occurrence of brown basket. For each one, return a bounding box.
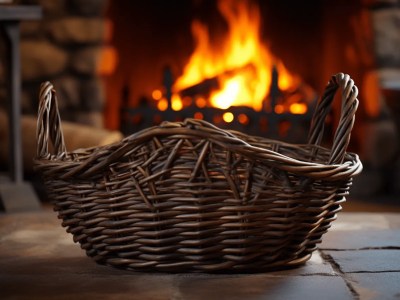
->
[34,73,362,272]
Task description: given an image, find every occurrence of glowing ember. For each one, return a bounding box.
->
[222,112,234,123]
[171,94,183,111]
[172,0,300,111]
[289,103,308,114]
[157,98,168,111]
[152,89,162,100]
[238,114,249,124]
[195,97,207,108]
[194,112,204,119]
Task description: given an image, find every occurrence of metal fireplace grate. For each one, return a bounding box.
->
[120,68,317,143]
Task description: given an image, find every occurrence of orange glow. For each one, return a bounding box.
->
[171,94,183,111]
[363,71,381,117]
[157,98,168,111]
[274,104,284,114]
[182,96,192,107]
[152,89,162,100]
[289,103,307,114]
[98,46,118,75]
[238,114,249,124]
[194,112,204,119]
[222,112,234,123]
[104,19,114,43]
[195,97,207,108]
[172,0,299,111]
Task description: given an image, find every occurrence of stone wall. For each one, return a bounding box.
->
[354,0,400,196]
[0,0,109,128]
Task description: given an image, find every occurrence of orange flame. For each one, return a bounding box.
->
[172,0,300,111]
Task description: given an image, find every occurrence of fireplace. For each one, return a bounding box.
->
[110,0,323,142]
[1,0,400,196]
[101,0,376,147]
[103,2,321,123]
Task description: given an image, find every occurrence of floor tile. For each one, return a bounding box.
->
[348,272,400,300]
[321,229,400,249]
[325,249,400,273]
[176,274,353,300]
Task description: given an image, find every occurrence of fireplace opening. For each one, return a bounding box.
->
[103,0,369,145]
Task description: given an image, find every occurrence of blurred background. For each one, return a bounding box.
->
[1,0,399,210]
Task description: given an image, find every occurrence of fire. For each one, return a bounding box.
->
[172,0,300,111]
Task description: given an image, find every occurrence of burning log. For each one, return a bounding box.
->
[177,63,257,99]
[175,64,316,114]
[179,76,219,98]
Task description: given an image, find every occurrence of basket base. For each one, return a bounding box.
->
[93,253,313,273]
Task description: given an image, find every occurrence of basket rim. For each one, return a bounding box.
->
[34,118,362,182]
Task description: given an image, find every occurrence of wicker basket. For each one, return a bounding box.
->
[34,73,362,272]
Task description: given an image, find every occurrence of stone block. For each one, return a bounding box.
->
[326,249,400,272]
[321,229,400,249]
[71,46,102,75]
[80,77,105,111]
[20,21,42,38]
[20,40,68,81]
[37,0,67,16]
[371,8,400,67]
[349,273,400,300]
[47,17,106,45]
[52,76,81,110]
[68,0,109,16]
[378,68,400,90]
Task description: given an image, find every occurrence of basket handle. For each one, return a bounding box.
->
[36,81,66,158]
[307,73,359,164]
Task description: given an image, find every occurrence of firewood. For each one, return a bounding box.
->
[178,63,256,98]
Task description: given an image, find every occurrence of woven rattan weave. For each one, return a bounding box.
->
[34,73,362,272]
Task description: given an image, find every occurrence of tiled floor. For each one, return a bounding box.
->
[0,209,399,299]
